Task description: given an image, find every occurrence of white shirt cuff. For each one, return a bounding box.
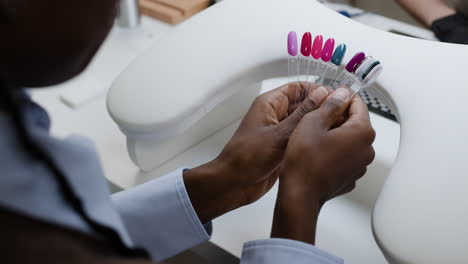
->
[240,238,343,264]
[112,168,211,261]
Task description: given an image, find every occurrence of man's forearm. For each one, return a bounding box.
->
[271,177,322,245]
[396,0,456,26]
[183,159,243,224]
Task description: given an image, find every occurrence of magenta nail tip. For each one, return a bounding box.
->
[300,32,312,56]
[321,38,335,62]
[311,35,324,60]
[346,52,366,73]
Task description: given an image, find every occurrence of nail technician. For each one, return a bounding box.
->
[0,1,375,263]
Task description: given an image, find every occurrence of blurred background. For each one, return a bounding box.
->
[346,0,420,25]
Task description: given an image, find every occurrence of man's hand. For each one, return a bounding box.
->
[271,88,376,244]
[183,82,331,223]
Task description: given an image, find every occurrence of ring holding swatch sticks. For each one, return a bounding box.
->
[287,30,383,98]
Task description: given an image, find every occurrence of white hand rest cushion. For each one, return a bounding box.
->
[107,0,468,263]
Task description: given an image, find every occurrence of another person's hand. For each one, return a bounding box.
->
[184,82,331,223]
[395,0,455,26]
[271,88,376,244]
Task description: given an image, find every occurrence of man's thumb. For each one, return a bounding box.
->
[278,86,329,134]
[315,88,350,130]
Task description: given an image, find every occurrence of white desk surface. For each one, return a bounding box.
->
[31,6,415,263]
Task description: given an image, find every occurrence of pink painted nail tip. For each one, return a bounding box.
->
[311,35,324,59]
[288,31,298,56]
[321,38,335,62]
[300,32,312,56]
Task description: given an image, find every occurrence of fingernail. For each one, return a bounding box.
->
[310,86,329,103]
[288,31,298,56]
[300,32,312,56]
[311,35,323,59]
[331,43,347,66]
[332,88,349,102]
[346,52,366,73]
[321,38,335,62]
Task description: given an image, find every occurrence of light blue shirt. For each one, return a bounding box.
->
[0,92,343,263]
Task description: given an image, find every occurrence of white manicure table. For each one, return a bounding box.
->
[107,0,468,263]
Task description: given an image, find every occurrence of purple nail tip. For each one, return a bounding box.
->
[321,38,335,62]
[288,31,298,56]
[346,52,366,72]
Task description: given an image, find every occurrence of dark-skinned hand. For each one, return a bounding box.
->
[183,82,331,223]
[271,88,376,244]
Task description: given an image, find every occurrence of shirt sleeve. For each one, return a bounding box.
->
[111,168,211,261]
[431,13,468,44]
[240,238,343,264]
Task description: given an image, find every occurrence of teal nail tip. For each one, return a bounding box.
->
[331,43,347,66]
